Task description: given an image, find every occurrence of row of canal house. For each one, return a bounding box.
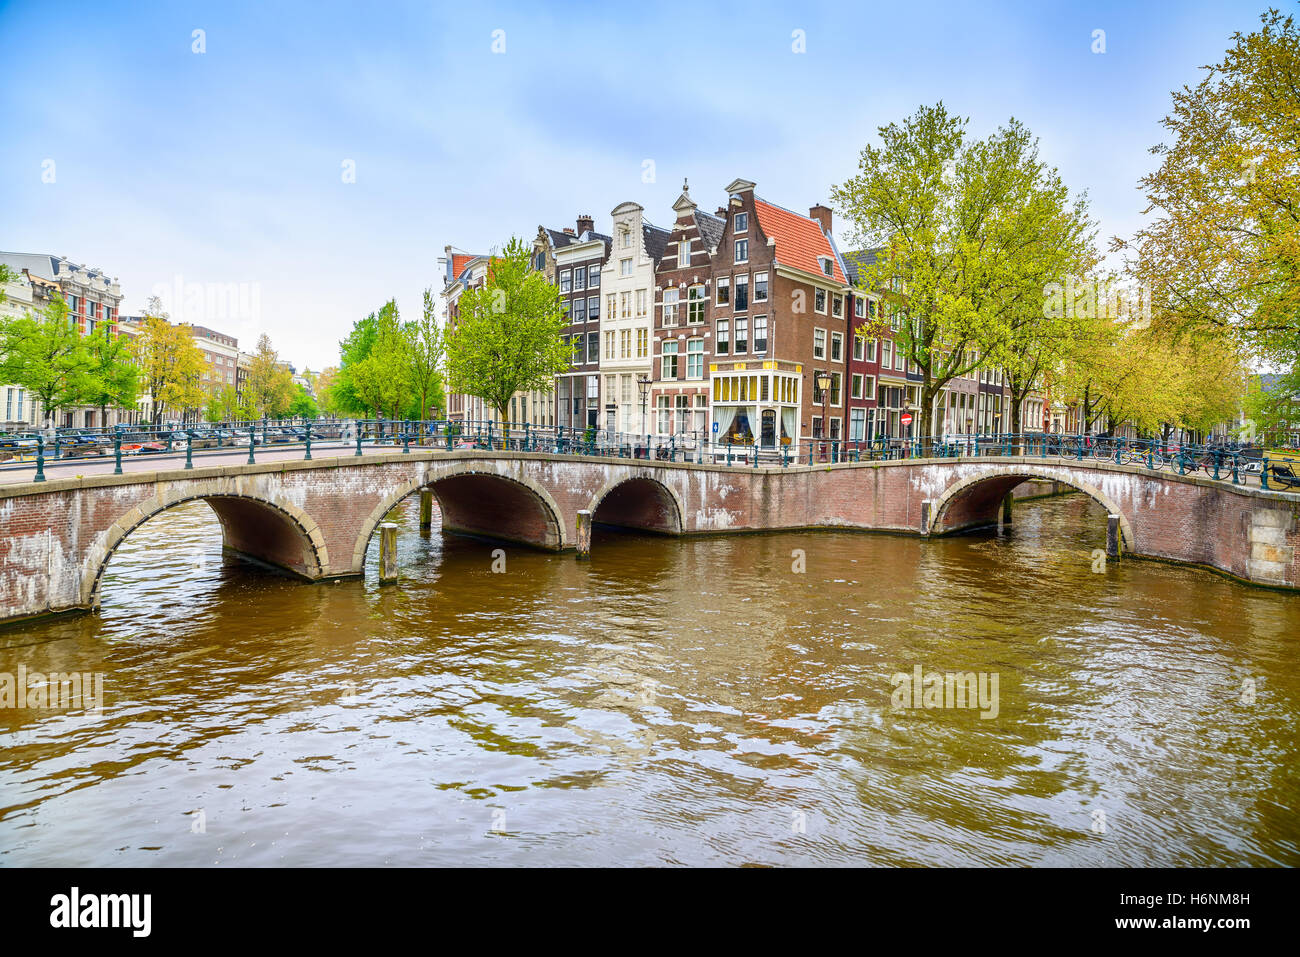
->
[442,177,1058,451]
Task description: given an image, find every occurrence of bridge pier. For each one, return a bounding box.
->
[575,509,592,559]
[418,490,433,533]
[1002,493,1013,527]
[1107,514,1122,558]
[378,522,399,584]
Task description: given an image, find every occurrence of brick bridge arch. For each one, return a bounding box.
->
[588,475,686,536]
[83,488,329,609]
[925,464,1135,546]
[351,463,567,570]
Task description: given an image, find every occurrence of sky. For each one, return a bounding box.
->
[0,0,1274,372]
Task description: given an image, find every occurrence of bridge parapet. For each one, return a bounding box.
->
[0,450,1296,627]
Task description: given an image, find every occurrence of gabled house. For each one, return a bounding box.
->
[601,202,670,435]
[650,181,722,441]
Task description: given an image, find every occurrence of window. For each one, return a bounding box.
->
[716,319,730,355]
[657,395,671,433]
[587,332,599,363]
[852,373,864,399]
[735,239,748,262]
[687,339,704,379]
[675,394,690,433]
[620,258,633,277]
[534,251,546,271]
[831,332,843,362]
[830,373,842,406]
[734,317,748,354]
[895,347,905,372]
[620,329,631,359]
[734,212,748,232]
[560,270,572,293]
[694,393,707,432]
[636,328,648,358]
[605,331,615,360]
[815,288,827,313]
[854,297,865,319]
[573,297,586,322]
[754,271,768,302]
[636,289,647,316]
[679,240,691,265]
[813,328,826,359]
[882,340,893,368]
[853,335,864,361]
[688,285,706,324]
[621,229,632,249]
[574,267,586,291]
[753,315,767,353]
[850,407,866,441]
[572,335,585,365]
[588,266,600,288]
[829,417,841,440]
[819,257,832,277]
[716,277,730,306]
[812,416,823,438]
[832,295,843,318]
[662,339,679,379]
[662,288,679,326]
[734,275,749,311]
[588,295,600,319]
[621,291,631,317]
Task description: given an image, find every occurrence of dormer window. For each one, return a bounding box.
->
[819,256,833,277]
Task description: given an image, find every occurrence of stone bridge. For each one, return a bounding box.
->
[0,450,1296,625]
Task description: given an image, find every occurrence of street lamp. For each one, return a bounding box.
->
[816,370,832,461]
[637,373,652,457]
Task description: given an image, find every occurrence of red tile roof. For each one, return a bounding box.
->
[451,254,475,279]
[753,199,847,285]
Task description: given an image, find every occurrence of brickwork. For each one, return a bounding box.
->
[1,451,1296,625]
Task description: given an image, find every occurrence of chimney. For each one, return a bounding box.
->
[716,207,727,217]
[563,227,576,236]
[809,204,832,234]
[576,214,594,236]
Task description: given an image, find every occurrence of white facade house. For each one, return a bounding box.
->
[599,202,669,436]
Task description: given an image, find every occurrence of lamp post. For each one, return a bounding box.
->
[816,370,832,462]
[637,373,651,458]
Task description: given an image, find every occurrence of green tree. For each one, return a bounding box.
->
[84,323,139,426]
[244,334,296,418]
[832,104,1092,441]
[407,288,446,421]
[445,237,570,421]
[0,293,93,427]
[1115,9,1300,368]
[287,384,319,419]
[351,300,410,420]
[205,384,242,423]
[330,315,380,416]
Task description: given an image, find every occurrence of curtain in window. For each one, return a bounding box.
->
[781,407,797,440]
[713,405,738,439]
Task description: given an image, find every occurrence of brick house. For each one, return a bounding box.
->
[705,179,852,452]
[650,181,723,442]
[552,216,610,432]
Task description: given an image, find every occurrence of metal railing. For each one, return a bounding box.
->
[1,421,1297,492]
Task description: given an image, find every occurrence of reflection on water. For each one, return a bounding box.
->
[0,493,1296,866]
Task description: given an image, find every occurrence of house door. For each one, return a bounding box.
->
[761,409,776,447]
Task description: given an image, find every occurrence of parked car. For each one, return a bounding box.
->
[53,430,109,457]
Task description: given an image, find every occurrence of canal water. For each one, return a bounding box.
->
[1,493,1296,866]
